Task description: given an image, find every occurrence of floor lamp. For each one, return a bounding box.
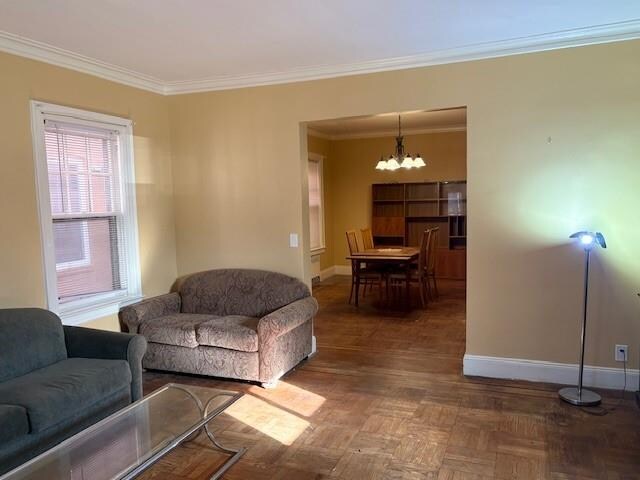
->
[558,231,606,407]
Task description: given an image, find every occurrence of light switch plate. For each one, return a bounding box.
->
[289,233,299,248]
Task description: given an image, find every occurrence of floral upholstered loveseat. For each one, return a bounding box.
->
[119,269,317,387]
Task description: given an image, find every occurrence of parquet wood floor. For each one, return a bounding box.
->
[141,276,640,479]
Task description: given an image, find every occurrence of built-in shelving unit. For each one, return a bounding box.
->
[372,180,467,279]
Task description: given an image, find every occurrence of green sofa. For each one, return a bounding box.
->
[0,308,147,475]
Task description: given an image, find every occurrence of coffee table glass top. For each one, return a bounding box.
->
[1,383,243,480]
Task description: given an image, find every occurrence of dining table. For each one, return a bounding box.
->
[346,246,420,308]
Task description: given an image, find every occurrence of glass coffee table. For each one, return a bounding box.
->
[0,384,246,480]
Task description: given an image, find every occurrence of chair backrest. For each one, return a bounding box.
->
[0,308,67,383]
[177,269,310,317]
[418,229,431,274]
[360,227,374,250]
[345,230,360,255]
[427,227,439,271]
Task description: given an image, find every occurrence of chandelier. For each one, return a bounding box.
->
[375,115,425,171]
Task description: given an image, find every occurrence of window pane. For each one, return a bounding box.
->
[54,217,124,302]
[44,124,120,216]
[54,221,88,265]
[309,206,321,250]
[308,159,324,250]
[43,119,129,304]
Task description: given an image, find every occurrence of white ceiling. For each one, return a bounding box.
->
[308,108,466,139]
[0,1,639,94]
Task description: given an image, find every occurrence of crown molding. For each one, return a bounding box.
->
[1,19,640,96]
[0,30,166,94]
[308,125,466,141]
[164,19,640,94]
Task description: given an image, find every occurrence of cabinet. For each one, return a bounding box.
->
[371,181,467,279]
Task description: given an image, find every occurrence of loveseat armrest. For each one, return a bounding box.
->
[118,293,181,334]
[258,296,318,341]
[64,326,147,401]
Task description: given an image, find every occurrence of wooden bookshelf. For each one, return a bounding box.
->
[371,180,467,279]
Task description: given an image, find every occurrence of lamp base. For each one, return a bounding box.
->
[558,387,601,406]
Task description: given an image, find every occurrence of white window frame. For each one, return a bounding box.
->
[30,101,142,325]
[308,152,326,255]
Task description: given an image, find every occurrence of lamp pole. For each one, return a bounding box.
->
[576,248,590,398]
[559,232,604,407]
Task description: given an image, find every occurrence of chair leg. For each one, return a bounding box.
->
[419,277,426,308]
[349,279,355,304]
[432,274,439,299]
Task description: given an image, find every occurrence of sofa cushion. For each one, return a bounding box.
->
[196,316,260,352]
[140,313,215,348]
[178,269,310,318]
[0,404,29,442]
[0,358,131,434]
[0,309,67,383]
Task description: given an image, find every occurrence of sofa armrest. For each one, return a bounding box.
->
[118,293,181,334]
[64,326,147,401]
[258,296,318,342]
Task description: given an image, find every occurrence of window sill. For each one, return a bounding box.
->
[310,247,326,257]
[58,293,144,326]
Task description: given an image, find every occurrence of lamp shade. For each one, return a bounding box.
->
[400,155,414,169]
[413,154,425,167]
[386,156,400,171]
[375,158,388,170]
[570,231,606,249]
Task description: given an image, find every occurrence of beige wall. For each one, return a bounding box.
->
[0,51,177,331]
[2,40,639,370]
[169,40,640,369]
[317,130,466,267]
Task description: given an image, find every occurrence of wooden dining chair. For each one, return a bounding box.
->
[361,227,375,250]
[388,228,431,308]
[425,227,439,300]
[346,229,383,304]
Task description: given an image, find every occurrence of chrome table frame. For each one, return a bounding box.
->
[122,384,246,480]
[1,383,246,480]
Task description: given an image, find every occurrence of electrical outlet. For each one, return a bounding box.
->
[615,344,628,362]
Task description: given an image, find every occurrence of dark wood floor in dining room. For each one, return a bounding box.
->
[141,276,640,480]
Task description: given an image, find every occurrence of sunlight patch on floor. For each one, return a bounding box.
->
[247,381,326,417]
[224,393,310,445]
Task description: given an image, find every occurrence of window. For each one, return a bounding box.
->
[308,153,325,253]
[31,102,141,325]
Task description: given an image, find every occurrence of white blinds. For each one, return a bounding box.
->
[44,120,128,303]
[308,160,323,250]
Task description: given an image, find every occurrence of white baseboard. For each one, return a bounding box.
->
[463,354,639,391]
[319,266,335,281]
[334,265,351,276]
[319,265,351,279]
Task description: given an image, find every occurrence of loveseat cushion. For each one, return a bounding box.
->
[0,358,131,434]
[0,404,29,442]
[196,316,260,352]
[139,313,215,348]
[0,309,67,383]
